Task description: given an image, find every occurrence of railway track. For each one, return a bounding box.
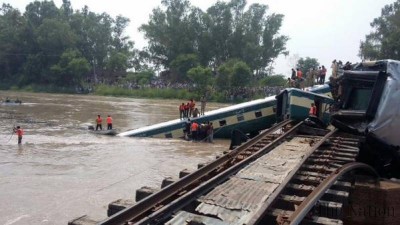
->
[93,119,299,225]
[73,121,369,225]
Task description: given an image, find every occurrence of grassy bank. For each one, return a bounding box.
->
[0,84,79,94]
[1,84,263,103]
[93,85,254,102]
[94,85,196,100]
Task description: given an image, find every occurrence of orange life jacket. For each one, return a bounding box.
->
[179,105,185,111]
[106,117,112,124]
[297,70,303,79]
[96,117,102,124]
[191,122,198,131]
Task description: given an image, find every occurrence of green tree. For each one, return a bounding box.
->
[50,49,90,86]
[296,57,319,74]
[260,75,286,86]
[169,53,199,81]
[0,4,27,83]
[359,0,400,60]
[139,0,197,68]
[216,59,251,91]
[140,0,288,74]
[187,66,212,93]
[231,61,251,88]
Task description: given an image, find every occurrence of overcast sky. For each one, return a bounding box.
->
[3,0,395,76]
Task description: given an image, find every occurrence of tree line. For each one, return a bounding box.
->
[1,0,399,94]
[0,0,290,93]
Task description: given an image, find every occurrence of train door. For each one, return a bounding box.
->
[275,90,289,121]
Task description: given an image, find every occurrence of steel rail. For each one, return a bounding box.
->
[247,128,338,225]
[98,119,296,225]
[286,162,380,225]
[134,121,304,225]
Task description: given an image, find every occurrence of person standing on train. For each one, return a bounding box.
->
[320,65,327,84]
[184,102,190,118]
[200,96,206,115]
[296,68,303,89]
[192,108,199,118]
[179,103,185,119]
[189,99,195,117]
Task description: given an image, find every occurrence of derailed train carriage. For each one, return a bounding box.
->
[118,84,332,139]
[276,88,334,125]
[330,59,400,178]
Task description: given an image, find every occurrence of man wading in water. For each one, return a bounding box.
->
[13,126,24,144]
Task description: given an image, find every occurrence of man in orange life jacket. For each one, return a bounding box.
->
[13,126,24,144]
[189,99,195,117]
[106,115,113,130]
[96,115,103,130]
[191,121,199,141]
[309,103,317,116]
[179,103,185,119]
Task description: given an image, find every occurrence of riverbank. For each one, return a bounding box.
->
[1,84,269,103]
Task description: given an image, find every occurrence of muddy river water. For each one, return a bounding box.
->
[0,91,230,225]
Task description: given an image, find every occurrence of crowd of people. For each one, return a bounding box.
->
[184,119,214,143]
[287,59,353,89]
[178,97,207,119]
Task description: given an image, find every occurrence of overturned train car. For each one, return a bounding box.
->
[330,59,400,177]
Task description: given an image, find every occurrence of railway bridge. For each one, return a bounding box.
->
[69,120,400,225]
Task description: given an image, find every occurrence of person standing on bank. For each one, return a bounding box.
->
[106,115,113,130]
[200,96,206,116]
[13,126,24,144]
[96,115,103,130]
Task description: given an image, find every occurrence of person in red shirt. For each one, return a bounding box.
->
[96,115,103,130]
[296,68,303,79]
[309,103,317,116]
[179,103,185,119]
[13,126,24,144]
[106,115,113,130]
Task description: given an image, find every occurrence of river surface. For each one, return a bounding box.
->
[0,91,230,225]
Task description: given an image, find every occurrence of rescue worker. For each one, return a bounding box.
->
[189,99,195,117]
[190,121,199,141]
[192,108,199,118]
[13,126,24,144]
[96,115,103,130]
[106,115,113,130]
[179,103,185,119]
[296,68,303,89]
[184,102,190,118]
[320,65,327,84]
[309,103,317,116]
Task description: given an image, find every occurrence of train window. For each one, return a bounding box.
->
[165,133,172,138]
[219,120,227,126]
[255,111,262,118]
[237,114,244,122]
